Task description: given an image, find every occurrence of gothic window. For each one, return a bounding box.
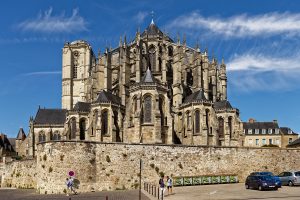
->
[149,45,156,71]
[38,131,45,142]
[143,95,152,123]
[187,69,193,86]
[79,118,86,140]
[186,111,191,130]
[205,109,210,133]
[159,96,165,127]
[228,117,232,139]
[195,110,200,133]
[53,131,61,141]
[168,46,173,57]
[158,57,162,72]
[93,110,99,136]
[70,118,76,139]
[101,110,108,135]
[218,117,224,138]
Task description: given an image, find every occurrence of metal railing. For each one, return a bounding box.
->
[144,182,165,200]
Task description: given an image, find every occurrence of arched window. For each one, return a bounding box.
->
[53,131,61,141]
[186,111,191,130]
[228,117,233,139]
[143,95,152,123]
[195,110,200,133]
[218,117,224,138]
[70,118,76,139]
[168,46,173,57]
[149,45,156,71]
[39,131,45,142]
[79,119,86,140]
[158,57,162,72]
[205,109,210,133]
[187,69,193,86]
[101,110,108,135]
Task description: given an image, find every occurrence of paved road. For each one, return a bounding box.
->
[0,188,151,200]
[144,183,300,200]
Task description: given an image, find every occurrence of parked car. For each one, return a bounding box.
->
[245,175,278,191]
[250,172,281,188]
[278,171,300,186]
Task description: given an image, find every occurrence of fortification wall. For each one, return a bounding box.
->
[35,141,300,194]
[1,159,36,189]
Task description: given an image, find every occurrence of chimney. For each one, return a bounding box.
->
[248,118,255,123]
[273,120,278,124]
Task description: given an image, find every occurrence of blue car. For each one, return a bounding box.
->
[245,175,278,191]
[250,172,282,188]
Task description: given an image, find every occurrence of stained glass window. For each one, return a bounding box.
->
[218,117,224,138]
[143,95,152,123]
[195,110,200,133]
[101,110,108,135]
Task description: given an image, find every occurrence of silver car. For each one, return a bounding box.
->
[278,171,300,186]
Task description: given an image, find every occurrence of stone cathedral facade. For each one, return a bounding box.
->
[17,21,244,157]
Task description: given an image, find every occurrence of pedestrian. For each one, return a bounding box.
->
[66,177,77,196]
[167,176,173,195]
[159,175,165,200]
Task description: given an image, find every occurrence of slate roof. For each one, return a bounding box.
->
[214,100,233,110]
[141,20,173,41]
[95,90,122,105]
[8,138,16,150]
[243,121,280,135]
[184,90,207,103]
[243,122,279,130]
[16,128,26,140]
[0,134,15,152]
[73,102,91,112]
[287,138,300,147]
[34,108,67,125]
[280,127,298,135]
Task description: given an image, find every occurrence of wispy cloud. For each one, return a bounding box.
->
[22,71,61,76]
[134,11,149,24]
[227,54,300,72]
[17,7,88,33]
[167,11,300,38]
[227,53,300,91]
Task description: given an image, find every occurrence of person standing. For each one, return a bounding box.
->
[167,176,173,195]
[66,177,77,196]
[159,176,165,200]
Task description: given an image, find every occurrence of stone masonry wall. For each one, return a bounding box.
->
[35,141,300,194]
[1,159,36,189]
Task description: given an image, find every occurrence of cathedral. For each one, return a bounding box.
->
[17,20,244,157]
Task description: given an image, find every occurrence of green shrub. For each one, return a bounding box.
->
[150,163,155,168]
[49,167,53,173]
[43,154,47,161]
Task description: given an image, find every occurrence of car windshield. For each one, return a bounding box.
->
[260,176,273,181]
[295,172,300,176]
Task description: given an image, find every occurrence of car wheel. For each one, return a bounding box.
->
[258,185,263,191]
[288,181,293,187]
[245,184,249,189]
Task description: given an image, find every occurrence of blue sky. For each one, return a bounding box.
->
[1,0,300,138]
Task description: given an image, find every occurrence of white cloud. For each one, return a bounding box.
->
[227,53,300,91]
[167,11,300,38]
[22,71,61,76]
[134,11,148,24]
[227,54,300,72]
[17,7,88,33]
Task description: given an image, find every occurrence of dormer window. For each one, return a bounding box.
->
[268,128,273,134]
[255,129,259,134]
[248,129,252,134]
[288,129,292,134]
[275,129,279,134]
[262,129,266,134]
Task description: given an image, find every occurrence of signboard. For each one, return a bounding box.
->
[68,170,75,177]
